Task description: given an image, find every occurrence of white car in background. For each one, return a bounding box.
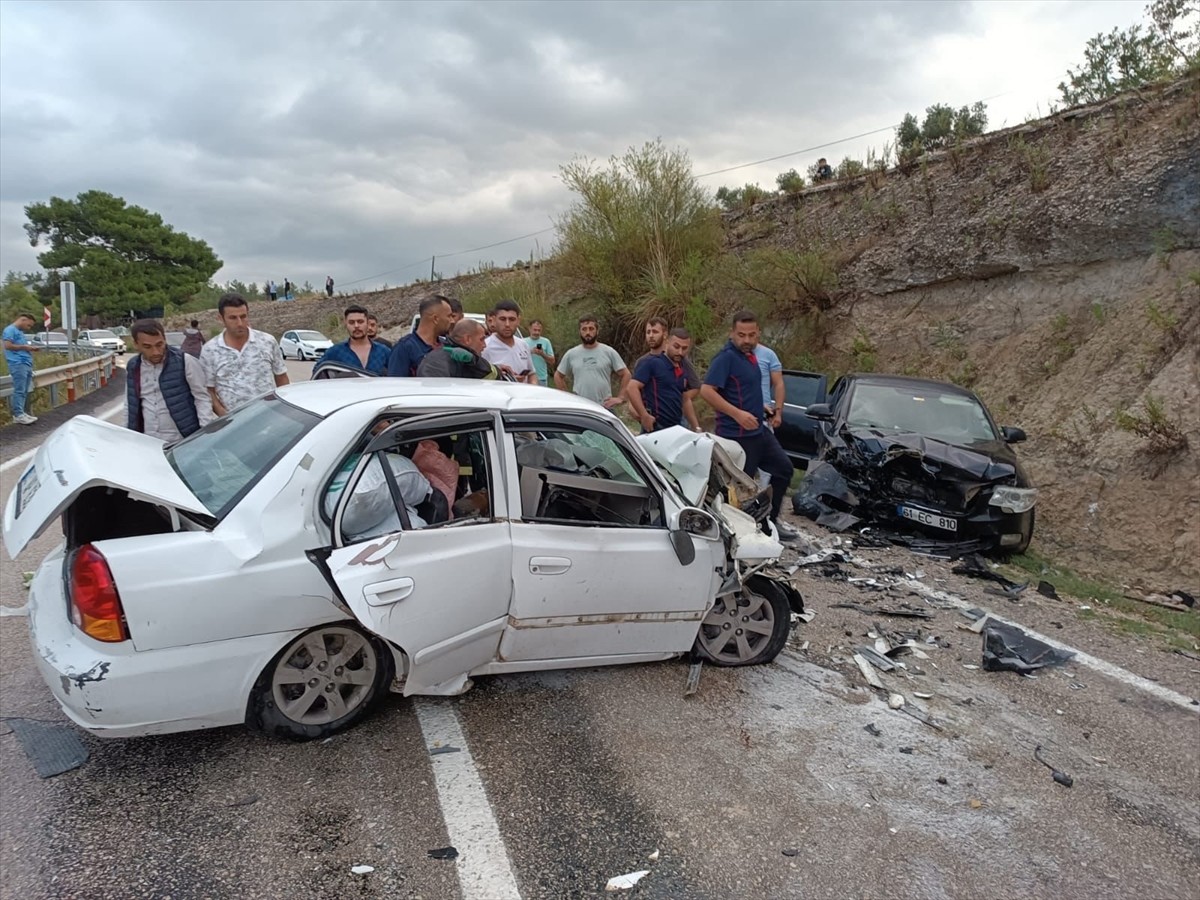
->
[3,380,801,741]
[280,329,333,360]
[76,329,125,354]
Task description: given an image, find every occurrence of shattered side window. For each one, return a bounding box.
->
[509,427,663,528]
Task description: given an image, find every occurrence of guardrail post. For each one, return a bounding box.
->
[49,383,59,406]
[67,377,76,403]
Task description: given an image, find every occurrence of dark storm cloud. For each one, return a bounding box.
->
[0,0,1140,289]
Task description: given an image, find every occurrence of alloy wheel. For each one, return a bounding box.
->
[270,627,379,726]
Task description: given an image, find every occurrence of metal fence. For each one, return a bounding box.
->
[1,349,117,409]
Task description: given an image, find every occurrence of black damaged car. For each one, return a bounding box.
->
[792,374,1036,554]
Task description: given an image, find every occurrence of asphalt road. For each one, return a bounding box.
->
[1,360,1198,899]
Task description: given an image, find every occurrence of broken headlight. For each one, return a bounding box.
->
[988,486,1038,514]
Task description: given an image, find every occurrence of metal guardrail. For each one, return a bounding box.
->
[1,350,117,407]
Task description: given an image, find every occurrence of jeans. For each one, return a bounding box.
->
[8,363,32,417]
[734,428,794,520]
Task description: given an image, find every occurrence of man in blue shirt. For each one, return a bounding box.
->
[388,296,452,376]
[628,328,698,433]
[700,310,797,539]
[3,312,43,425]
[756,343,785,426]
[320,305,391,375]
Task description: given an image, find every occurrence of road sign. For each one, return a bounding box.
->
[43,306,51,329]
[60,281,77,330]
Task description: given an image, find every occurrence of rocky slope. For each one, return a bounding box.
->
[726,77,1199,592]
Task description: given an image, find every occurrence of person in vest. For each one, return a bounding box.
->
[127,319,214,442]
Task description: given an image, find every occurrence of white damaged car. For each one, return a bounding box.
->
[3,380,802,740]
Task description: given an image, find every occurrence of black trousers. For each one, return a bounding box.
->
[734,429,794,520]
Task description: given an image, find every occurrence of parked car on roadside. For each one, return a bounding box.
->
[795,374,1036,553]
[76,329,126,354]
[30,332,71,350]
[4,380,802,741]
[280,330,333,361]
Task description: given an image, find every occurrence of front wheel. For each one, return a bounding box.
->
[249,622,391,740]
[694,577,791,667]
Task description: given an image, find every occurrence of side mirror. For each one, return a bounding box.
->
[678,507,720,540]
[1001,426,1027,444]
[806,403,834,421]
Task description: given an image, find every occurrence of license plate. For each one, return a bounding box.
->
[16,466,40,518]
[898,505,957,532]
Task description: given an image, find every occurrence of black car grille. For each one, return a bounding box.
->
[890,476,983,512]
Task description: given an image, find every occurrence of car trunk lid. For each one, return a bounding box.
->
[3,416,210,556]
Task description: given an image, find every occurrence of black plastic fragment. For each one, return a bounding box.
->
[1037,581,1060,599]
[428,847,459,860]
[6,718,89,778]
[982,622,1074,674]
[1034,744,1074,788]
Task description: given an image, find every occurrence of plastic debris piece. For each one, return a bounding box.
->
[684,659,704,697]
[606,870,650,891]
[899,746,914,754]
[782,848,798,857]
[1034,744,1073,787]
[1037,581,1060,600]
[1171,589,1195,608]
[856,646,897,672]
[913,692,933,699]
[429,744,461,755]
[351,865,375,875]
[853,653,884,689]
[982,622,1075,674]
[937,776,948,785]
[428,847,459,860]
[648,849,660,862]
[888,693,906,710]
[889,827,897,834]
[864,723,882,737]
[969,798,984,809]
[967,614,991,634]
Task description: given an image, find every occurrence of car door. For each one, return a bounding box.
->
[777,370,828,463]
[317,411,514,696]
[499,412,718,663]
[281,331,295,356]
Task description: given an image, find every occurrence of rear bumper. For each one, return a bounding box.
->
[27,549,299,739]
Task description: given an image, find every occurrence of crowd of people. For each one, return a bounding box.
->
[307,293,800,538]
[5,289,800,539]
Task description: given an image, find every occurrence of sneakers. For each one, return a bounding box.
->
[15,414,38,425]
[772,518,801,541]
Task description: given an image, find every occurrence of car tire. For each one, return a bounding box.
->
[693,575,791,667]
[248,622,392,740]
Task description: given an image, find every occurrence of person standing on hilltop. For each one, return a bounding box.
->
[325,275,335,298]
[267,279,277,302]
[199,293,289,416]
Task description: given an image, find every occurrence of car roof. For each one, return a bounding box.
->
[844,373,980,399]
[276,377,608,418]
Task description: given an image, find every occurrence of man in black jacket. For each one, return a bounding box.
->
[416,319,499,379]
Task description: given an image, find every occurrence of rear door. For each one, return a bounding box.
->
[318,411,513,695]
[777,370,828,463]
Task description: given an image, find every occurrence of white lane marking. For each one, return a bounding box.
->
[415,700,522,900]
[905,579,1199,713]
[0,399,125,474]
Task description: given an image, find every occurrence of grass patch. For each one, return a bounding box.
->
[1004,550,1200,644]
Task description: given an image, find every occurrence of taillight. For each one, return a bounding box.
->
[69,544,129,642]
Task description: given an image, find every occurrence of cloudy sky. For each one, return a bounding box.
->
[0,0,1146,293]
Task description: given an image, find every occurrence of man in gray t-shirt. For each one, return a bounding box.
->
[553,315,630,408]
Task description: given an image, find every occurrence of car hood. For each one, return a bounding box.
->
[837,427,1020,483]
[2,416,210,556]
[636,427,749,506]
[302,339,333,349]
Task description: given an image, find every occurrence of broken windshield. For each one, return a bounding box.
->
[846,384,997,444]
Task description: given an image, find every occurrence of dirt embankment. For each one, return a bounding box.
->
[729,78,1200,593]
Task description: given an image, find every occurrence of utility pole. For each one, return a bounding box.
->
[430,256,436,283]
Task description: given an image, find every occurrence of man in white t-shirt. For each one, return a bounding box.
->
[554,315,630,408]
[199,293,289,415]
[481,299,537,383]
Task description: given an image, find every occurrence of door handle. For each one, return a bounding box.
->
[529,556,572,576]
[362,576,415,607]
